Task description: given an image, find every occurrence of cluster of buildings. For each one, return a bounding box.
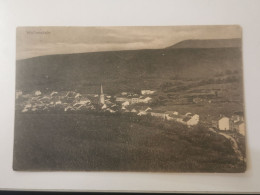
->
[16,85,200,127]
[17,85,245,134]
[98,86,200,127]
[16,90,95,113]
[136,109,200,127]
[212,112,246,136]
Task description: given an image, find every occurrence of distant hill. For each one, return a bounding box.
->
[16,40,242,94]
[167,38,241,49]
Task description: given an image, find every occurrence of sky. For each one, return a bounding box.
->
[16,25,242,60]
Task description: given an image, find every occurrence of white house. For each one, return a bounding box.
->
[141,90,156,95]
[234,121,246,136]
[173,111,179,115]
[35,90,41,96]
[218,117,230,130]
[55,100,62,105]
[16,91,23,99]
[116,97,129,102]
[122,101,130,107]
[101,104,107,109]
[75,93,81,99]
[131,108,137,113]
[166,115,174,120]
[142,97,152,103]
[185,112,192,116]
[64,106,75,112]
[150,112,167,119]
[50,91,58,97]
[145,107,152,112]
[131,98,140,104]
[187,114,200,126]
[137,110,147,116]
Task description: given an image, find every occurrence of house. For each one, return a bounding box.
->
[145,107,152,112]
[131,108,137,113]
[186,114,199,126]
[218,117,231,130]
[166,115,174,120]
[105,99,112,104]
[16,91,23,99]
[137,110,147,116]
[173,111,178,115]
[122,101,130,107]
[65,91,76,98]
[22,108,28,112]
[142,97,152,103]
[75,93,81,99]
[116,97,129,102]
[131,97,152,104]
[141,90,156,95]
[106,108,116,113]
[50,91,58,97]
[234,121,246,136]
[101,104,107,109]
[55,100,62,105]
[64,106,75,112]
[150,112,168,120]
[35,90,41,96]
[131,98,140,104]
[73,97,91,107]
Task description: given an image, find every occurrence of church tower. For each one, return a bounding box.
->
[99,84,105,105]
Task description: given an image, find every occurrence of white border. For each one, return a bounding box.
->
[0,0,260,193]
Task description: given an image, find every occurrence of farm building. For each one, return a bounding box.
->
[141,90,156,95]
[234,121,246,136]
[186,114,200,126]
[218,117,231,131]
[16,90,23,99]
[150,112,167,119]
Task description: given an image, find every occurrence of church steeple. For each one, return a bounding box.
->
[101,84,103,94]
[99,84,105,105]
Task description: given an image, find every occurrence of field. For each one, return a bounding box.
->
[13,112,245,172]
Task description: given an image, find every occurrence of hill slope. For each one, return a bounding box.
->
[167,38,241,49]
[16,40,242,94]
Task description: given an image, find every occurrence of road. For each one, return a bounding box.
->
[209,128,244,161]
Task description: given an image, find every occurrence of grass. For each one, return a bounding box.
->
[13,112,245,172]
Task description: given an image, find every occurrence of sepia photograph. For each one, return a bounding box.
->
[13,25,246,172]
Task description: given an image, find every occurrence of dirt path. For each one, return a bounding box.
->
[209,128,244,161]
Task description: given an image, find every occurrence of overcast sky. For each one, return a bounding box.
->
[16,25,241,60]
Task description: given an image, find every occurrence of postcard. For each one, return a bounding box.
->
[14,26,246,172]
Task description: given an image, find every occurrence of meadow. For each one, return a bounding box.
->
[13,112,245,172]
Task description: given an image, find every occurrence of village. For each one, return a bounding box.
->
[15,84,245,136]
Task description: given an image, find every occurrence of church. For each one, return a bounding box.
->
[99,84,106,109]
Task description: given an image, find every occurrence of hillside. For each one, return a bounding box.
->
[16,39,242,94]
[14,112,245,172]
[167,38,242,49]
